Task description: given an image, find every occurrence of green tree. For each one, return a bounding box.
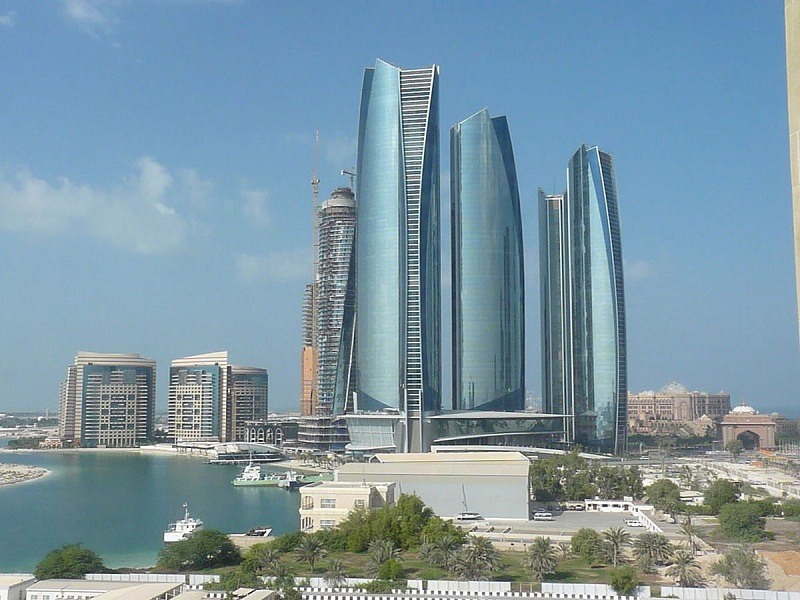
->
[420,534,462,572]
[420,516,467,545]
[680,518,699,554]
[453,536,500,581]
[646,479,681,512]
[245,543,281,575]
[596,466,623,499]
[295,535,327,573]
[366,539,400,577]
[394,493,434,549]
[603,527,631,567]
[377,558,404,581]
[205,569,264,591]
[704,479,740,514]
[666,549,705,587]
[609,565,639,596]
[622,467,645,499]
[562,471,597,501]
[556,541,572,560]
[717,502,767,542]
[325,558,347,587]
[529,459,563,501]
[711,546,770,589]
[34,543,106,579]
[726,439,744,459]
[523,537,557,582]
[570,528,603,562]
[632,532,673,567]
[156,529,241,572]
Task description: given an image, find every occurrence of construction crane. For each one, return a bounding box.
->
[312,129,320,281]
[341,168,356,190]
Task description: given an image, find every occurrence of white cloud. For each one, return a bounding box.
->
[625,259,655,282]
[0,157,205,255]
[0,11,16,28]
[241,187,271,227]
[61,0,116,35]
[235,249,310,283]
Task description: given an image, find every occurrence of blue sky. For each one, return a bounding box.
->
[0,0,796,416]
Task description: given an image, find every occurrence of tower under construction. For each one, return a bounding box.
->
[316,187,357,415]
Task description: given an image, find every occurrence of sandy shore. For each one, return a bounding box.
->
[0,463,50,486]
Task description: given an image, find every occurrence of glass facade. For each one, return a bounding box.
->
[355,59,441,436]
[451,109,525,411]
[540,145,627,453]
[229,366,269,441]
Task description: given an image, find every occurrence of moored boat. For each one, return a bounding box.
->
[164,503,203,544]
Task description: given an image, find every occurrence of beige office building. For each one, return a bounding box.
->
[58,352,156,448]
[168,351,229,442]
[627,382,730,433]
[787,0,800,338]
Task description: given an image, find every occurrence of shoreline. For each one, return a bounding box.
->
[0,446,331,474]
[0,463,51,487]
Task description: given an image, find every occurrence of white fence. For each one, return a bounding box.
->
[543,584,650,599]
[295,581,642,600]
[85,573,185,583]
[659,589,800,600]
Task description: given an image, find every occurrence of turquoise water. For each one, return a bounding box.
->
[0,450,300,571]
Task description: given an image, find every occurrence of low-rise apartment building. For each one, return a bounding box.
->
[299,481,395,533]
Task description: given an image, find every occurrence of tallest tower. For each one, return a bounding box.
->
[786,0,800,345]
[354,59,441,452]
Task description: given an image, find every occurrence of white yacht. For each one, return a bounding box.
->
[164,503,204,544]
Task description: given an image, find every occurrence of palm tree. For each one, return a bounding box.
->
[252,545,281,575]
[295,535,327,573]
[325,557,347,587]
[666,549,706,587]
[633,532,673,567]
[453,536,501,581]
[556,541,572,561]
[680,519,699,554]
[366,539,399,576]
[523,537,557,582]
[603,527,631,567]
[270,562,295,590]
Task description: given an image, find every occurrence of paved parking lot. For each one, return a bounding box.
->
[457,509,682,545]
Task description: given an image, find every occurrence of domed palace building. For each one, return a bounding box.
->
[721,403,777,450]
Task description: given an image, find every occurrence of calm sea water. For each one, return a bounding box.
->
[0,449,301,572]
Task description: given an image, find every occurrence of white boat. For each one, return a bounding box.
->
[453,484,483,521]
[233,463,265,485]
[164,502,203,544]
[454,511,484,521]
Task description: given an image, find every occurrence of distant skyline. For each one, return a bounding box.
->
[0,1,797,416]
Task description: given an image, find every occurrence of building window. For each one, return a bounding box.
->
[354,499,365,508]
[320,499,336,509]
[320,519,336,529]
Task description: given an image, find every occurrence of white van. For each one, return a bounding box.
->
[533,512,554,521]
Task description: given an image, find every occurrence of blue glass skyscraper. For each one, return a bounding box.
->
[354,59,440,452]
[451,109,525,411]
[539,145,627,453]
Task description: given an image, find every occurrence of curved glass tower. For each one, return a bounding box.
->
[355,59,440,451]
[540,145,627,453]
[451,109,525,411]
